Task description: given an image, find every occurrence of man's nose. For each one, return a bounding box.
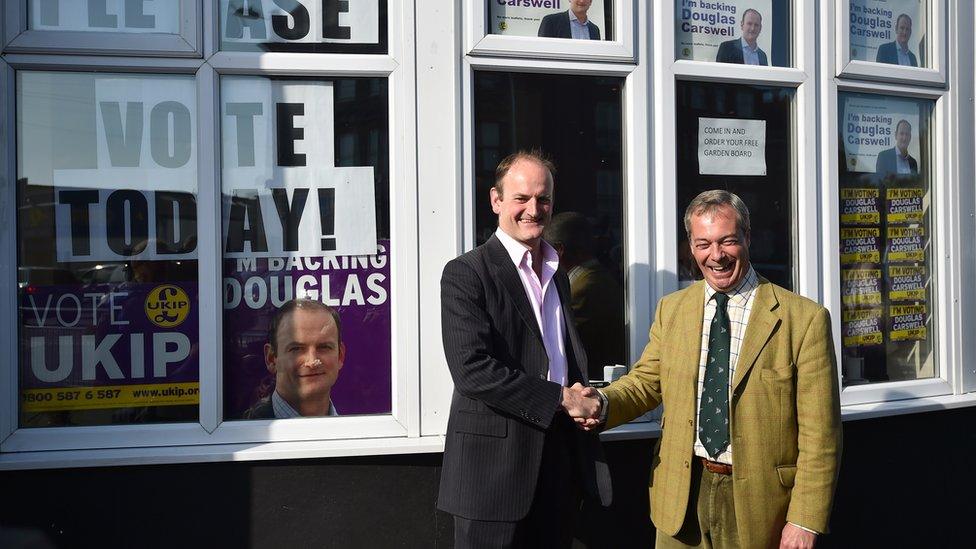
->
[708,244,726,262]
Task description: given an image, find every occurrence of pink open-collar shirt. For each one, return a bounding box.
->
[494,228,569,386]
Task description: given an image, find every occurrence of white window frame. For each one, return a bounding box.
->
[0,0,420,459]
[3,0,202,57]
[465,0,635,63]
[835,0,948,87]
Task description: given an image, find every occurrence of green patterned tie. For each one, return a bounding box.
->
[699,292,730,458]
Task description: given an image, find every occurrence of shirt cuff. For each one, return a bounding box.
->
[595,389,609,424]
[788,522,820,535]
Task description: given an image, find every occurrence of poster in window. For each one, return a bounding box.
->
[676,0,772,64]
[489,0,606,40]
[886,187,924,224]
[841,95,920,176]
[840,227,881,265]
[887,265,926,301]
[840,188,881,225]
[842,307,884,347]
[889,303,927,342]
[220,76,391,419]
[886,225,924,262]
[841,268,883,307]
[849,0,926,67]
[697,117,767,176]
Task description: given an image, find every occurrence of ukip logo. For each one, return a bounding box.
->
[145,285,191,328]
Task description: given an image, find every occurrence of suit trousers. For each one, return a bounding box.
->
[655,459,740,549]
[453,414,582,549]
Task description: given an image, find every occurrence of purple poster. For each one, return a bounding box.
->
[222,241,391,418]
[20,282,199,412]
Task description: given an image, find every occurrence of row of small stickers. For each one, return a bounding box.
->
[840,226,924,264]
[840,187,924,226]
[841,265,926,308]
[842,303,927,348]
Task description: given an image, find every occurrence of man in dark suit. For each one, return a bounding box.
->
[537,0,601,40]
[715,8,768,65]
[876,14,918,66]
[438,151,611,548]
[875,119,919,177]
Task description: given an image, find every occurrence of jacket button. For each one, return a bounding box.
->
[684,461,690,468]
[688,419,693,426]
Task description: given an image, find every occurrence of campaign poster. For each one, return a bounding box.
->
[889,303,927,342]
[20,282,198,413]
[220,76,390,418]
[842,268,882,308]
[842,95,920,174]
[849,0,925,66]
[222,244,391,418]
[697,117,767,176]
[886,187,924,224]
[220,0,385,51]
[840,187,881,225]
[840,227,881,265]
[842,307,884,347]
[489,0,606,39]
[676,0,772,63]
[29,0,181,33]
[888,265,926,301]
[886,225,925,262]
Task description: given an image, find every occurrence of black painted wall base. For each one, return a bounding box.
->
[2,407,973,548]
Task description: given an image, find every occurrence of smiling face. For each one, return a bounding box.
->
[689,205,751,292]
[740,10,762,45]
[491,158,554,252]
[896,15,912,46]
[264,308,345,414]
[895,120,912,154]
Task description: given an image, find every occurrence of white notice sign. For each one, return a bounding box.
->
[697,117,767,176]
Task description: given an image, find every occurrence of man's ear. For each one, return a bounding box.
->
[264,343,277,374]
[490,186,502,214]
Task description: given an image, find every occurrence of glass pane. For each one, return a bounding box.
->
[473,72,626,380]
[219,0,388,54]
[675,82,795,289]
[849,0,928,68]
[837,91,935,385]
[220,76,391,419]
[17,72,199,427]
[28,0,182,34]
[488,0,614,41]
[675,0,792,67]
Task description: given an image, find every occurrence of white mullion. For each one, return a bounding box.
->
[207,51,397,76]
[202,0,217,60]
[460,58,476,254]
[652,0,679,304]
[0,59,16,445]
[465,54,636,77]
[2,54,204,73]
[794,0,820,302]
[386,0,419,436]
[196,62,221,434]
[932,88,954,392]
[672,60,806,87]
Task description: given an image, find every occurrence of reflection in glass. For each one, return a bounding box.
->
[849,0,927,68]
[219,0,388,54]
[837,92,935,386]
[473,72,626,379]
[675,82,795,290]
[489,0,613,41]
[675,0,792,67]
[219,77,391,419]
[28,0,181,34]
[16,72,199,428]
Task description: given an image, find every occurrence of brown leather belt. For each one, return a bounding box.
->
[701,457,733,475]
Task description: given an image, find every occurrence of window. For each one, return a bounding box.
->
[674,0,793,67]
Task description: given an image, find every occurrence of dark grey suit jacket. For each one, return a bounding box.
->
[437,235,611,521]
[716,38,769,65]
[875,147,918,177]
[537,11,601,40]
[876,41,918,66]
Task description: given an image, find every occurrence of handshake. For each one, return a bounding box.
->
[560,383,604,431]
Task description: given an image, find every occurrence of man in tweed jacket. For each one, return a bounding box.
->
[583,190,841,548]
[438,151,611,548]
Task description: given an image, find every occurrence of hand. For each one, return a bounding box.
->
[561,383,601,420]
[779,523,816,549]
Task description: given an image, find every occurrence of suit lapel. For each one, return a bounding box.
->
[556,271,588,384]
[731,280,780,393]
[675,282,706,393]
[485,236,544,343]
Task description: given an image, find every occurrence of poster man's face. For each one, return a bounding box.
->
[741,11,762,44]
[491,159,554,250]
[896,122,912,153]
[265,309,345,410]
[689,205,751,293]
[569,0,592,16]
[896,16,912,45]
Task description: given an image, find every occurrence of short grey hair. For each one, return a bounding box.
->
[683,190,751,240]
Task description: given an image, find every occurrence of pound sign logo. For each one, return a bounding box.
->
[145,285,191,328]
